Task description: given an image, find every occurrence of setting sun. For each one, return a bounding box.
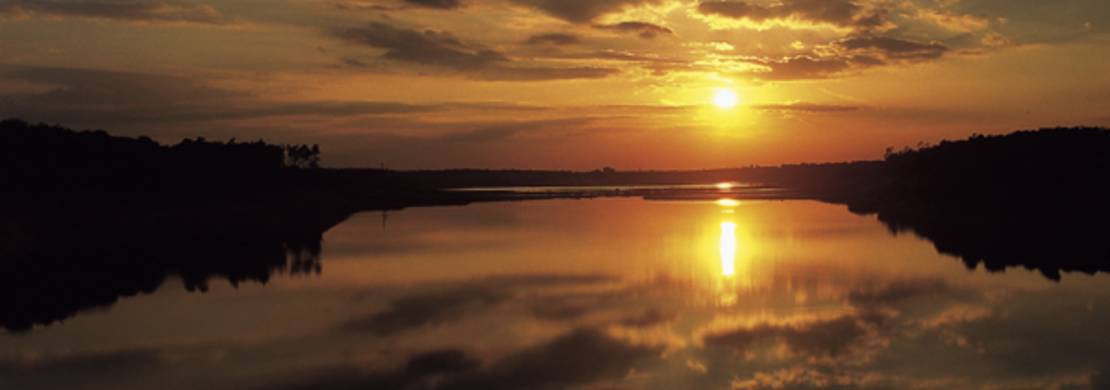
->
[713,89,739,109]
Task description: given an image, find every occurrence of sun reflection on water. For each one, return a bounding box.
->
[716,198,741,207]
[720,221,737,278]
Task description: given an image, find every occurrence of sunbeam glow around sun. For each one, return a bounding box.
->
[713,88,739,109]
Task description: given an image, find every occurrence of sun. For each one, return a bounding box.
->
[713,88,739,109]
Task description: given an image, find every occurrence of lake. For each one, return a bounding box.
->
[3,197,1109,389]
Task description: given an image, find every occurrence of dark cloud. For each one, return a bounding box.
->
[268,349,481,390]
[747,56,853,80]
[740,35,948,80]
[506,0,662,23]
[481,273,618,287]
[0,348,165,389]
[0,0,226,24]
[342,273,616,335]
[847,279,951,307]
[0,348,163,376]
[334,21,508,69]
[442,328,661,390]
[703,316,867,357]
[618,308,674,327]
[698,0,861,27]
[595,21,674,39]
[2,64,240,105]
[269,328,660,390]
[343,286,510,335]
[529,302,589,321]
[0,65,446,129]
[477,66,619,81]
[523,32,582,46]
[836,36,948,60]
[333,22,619,80]
[404,0,464,9]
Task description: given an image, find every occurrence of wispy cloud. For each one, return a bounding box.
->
[594,21,674,39]
[523,32,582,46]
[698,0,870,28]
[754,102,862,112]
[0,0,229,25]
[332,21,619,80]
[506,0,663,23]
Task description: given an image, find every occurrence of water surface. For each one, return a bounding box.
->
[3,198,1109,389]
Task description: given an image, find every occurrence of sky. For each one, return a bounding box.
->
[1,0,1108,169]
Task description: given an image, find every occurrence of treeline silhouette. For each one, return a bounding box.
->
[0,119,474,332]
[0,118,321,196]
[740,127,1110,280]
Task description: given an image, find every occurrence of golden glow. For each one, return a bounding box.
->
[716,182,734,190]
[713,88,739,109]
[720,221,737,277]
[716,198,740,207]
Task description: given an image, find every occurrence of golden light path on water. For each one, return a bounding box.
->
[716,196,744,309]
[719,221,737,278]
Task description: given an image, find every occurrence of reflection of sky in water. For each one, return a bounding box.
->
[3,199,1110,389]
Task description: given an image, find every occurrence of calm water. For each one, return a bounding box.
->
[4,198,1110,389]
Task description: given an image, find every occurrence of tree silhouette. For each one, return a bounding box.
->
[285,144,321,169]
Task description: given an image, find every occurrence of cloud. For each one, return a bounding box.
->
[333,22,619,80]
[477,66,619,81]
[403,0,464,9]
[523,32,582,46]
[334,21,508,69]
[739,35,949,80]
[702,316,868,357]
[342,287,510,335]
[594,21,674,39]
[618,308,674,327]
[266,349,481,390]
[506,0,662,23]
[835,35,948,60]
[0,348,163,376]
[0,65,450,129]
[269,327,660,390]
[529,302,589,321]
[0,0,227,24]
[442,328,661,390]
[731,367,885,390]
[341,273,616,335]
[746,56,853,80]
[0,348,166,388]
[847,279,952,307]
[697,0,863,27]
[551,50,689,65]
[754,102,861,112]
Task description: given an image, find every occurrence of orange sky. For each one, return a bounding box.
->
[2,0,1108,168]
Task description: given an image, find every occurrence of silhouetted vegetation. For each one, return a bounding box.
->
[740,127,1110,280]
[0,118,323,197]
[868,128,1110,279]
